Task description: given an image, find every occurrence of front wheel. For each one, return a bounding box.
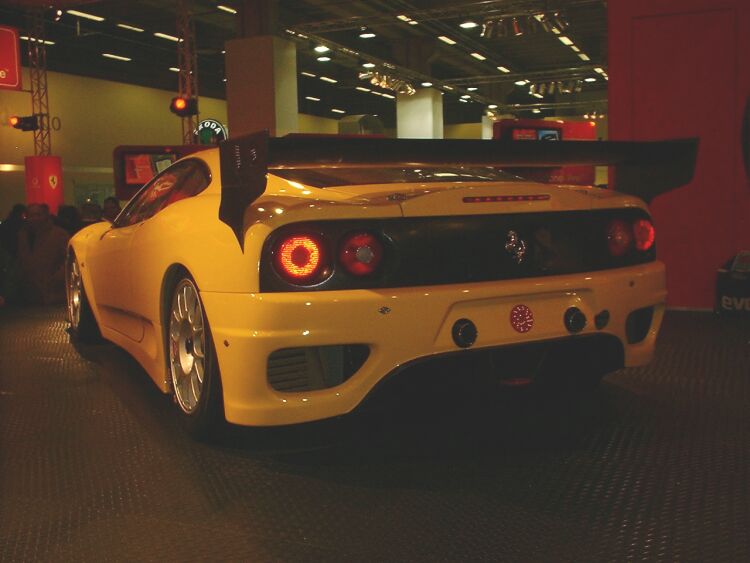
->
[66,253,101,342]
[168,276,224,439]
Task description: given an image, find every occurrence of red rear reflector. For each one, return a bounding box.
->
[633,219,655,251]
[339,232,384,276]
[275,235,323,281]
[463,195,550,203]
[606,219,633,257]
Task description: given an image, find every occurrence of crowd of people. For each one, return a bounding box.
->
[0,198,121,308]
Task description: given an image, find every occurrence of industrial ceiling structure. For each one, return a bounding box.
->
[0,0,608,127]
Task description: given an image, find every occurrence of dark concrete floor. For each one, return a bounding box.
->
[0,307,748,561]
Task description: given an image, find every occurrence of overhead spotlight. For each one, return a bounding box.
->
[317,56,331,62]
[314,45,330,53]
[460,21,478,29]
[551,11,568,31]
[359,27,376,38]
[511,17,523,36]
[53,9,63,22]
[362,62,376,68]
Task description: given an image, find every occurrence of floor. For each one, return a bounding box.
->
[0,307,748,561]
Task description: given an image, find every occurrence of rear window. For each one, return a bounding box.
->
[270,166,523,188]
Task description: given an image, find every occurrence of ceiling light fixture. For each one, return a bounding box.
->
[332,108,346,114]
[470,52,487,61]
[558,36,574,46]
[356,86,371,92]
[317,56,331,62]
[217,5,237,14]
[169,67,180,72]
[314,45,330,53]
[154,32,181,42]
[66,9,104,22]
[488,104,498,109]
[421,82,433,87]
[117,23,144,32]
[460,21,478,29]
[362,62,376,68]
[584,77,597,83]
[578,53,591,61]
[320,76,337,83]
[20,36,55,46]
[438,36,457,45]
[102,53,131,61]
[306,96,320,101]
[497,66,511,73]
[467,87,478,91]
[359,31,376,38]
[301,71,316,77]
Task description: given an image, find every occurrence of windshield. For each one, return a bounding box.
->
[270,166,523,188]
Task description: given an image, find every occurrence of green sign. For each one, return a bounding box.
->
[195,119,229,145]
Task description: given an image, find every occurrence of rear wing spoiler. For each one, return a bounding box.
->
[218,131,698,248]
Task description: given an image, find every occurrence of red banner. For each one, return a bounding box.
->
[0,26,22,91]
[25,156,64,215]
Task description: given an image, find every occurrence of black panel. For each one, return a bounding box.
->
[260,208,656,292]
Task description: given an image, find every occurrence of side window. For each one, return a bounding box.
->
[114,159,210,227]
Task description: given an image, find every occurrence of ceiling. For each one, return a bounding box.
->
[0,0,609,127]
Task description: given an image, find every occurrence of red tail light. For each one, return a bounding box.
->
[633,219,655,251]
[339,232,384,276]
[274,235,325,283]
[606,219,633,257]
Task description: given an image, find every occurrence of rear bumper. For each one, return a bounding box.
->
[201,261,666,426]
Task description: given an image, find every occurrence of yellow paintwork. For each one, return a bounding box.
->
[70,147,666,426]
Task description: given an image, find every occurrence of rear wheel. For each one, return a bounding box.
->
[168,276,224,439]
[66,253,101,342]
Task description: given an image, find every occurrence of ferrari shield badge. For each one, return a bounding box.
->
[505,230,527,264]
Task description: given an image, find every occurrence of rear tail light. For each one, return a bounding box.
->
[274,234,326,283]
[339,232,384,276]
[633,219,655,251]
[606,219,633,257]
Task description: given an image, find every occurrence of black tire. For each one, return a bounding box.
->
[167,275,224,440]
[66,253,102,343]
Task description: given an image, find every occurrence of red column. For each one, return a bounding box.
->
[24,156,64,215]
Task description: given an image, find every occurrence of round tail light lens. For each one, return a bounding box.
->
[339,232,384,276]
[274,235,325,283]
[606,219,633,257]
[633,219,655,251]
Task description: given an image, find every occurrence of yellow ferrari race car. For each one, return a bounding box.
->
[66,133,697,437]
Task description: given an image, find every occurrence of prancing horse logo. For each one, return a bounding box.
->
[505,230,527,264]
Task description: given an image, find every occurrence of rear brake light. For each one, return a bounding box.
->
[339,232,384,276]
[274,235,325,283]
[633,219,655,251]
[606,219,633,257]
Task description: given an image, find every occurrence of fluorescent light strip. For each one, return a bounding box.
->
[558,36,574,46]
[66,9,104,22]
[470,52,486,61]
[117,23,144,32]
[102,53,131,61]
[460,94,471,99]
[578,53,591,61]
[570,45,581,53]
[169,67,180,72]
[381,93,395,99]
[584,77,597,83]
[320,76,337,83]
[420,82,432,87]
[217,5,237,14]
[459,21,478,29]
[362,62,376,68]
[459,98,468,103]
[332,108,345,114]
[20,36,55,46]
[438,36,456,45]
[314,45,330,53]
[515,80,529,86]
[497,66,510,73]
[466,87,477,91]
[301,71,317,77]
[370,91,383,96]
[533,93,544,98]
[488,104,498,109]
[317,56,331,62]
[154,32,181,42]
[594,67,605,74]
[396,15,411,22]
[359,32,376,38]
[356,86,371,92]
[305,96,320,101]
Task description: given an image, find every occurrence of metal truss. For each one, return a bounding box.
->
[26,7,51,156]
[292,0,601,34]
[177,0,199,144]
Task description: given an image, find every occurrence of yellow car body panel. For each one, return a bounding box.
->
[69,147,666,425]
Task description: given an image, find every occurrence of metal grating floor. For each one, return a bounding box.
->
[0,307,748,561]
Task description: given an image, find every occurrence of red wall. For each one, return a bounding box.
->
[609,0,750,308]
